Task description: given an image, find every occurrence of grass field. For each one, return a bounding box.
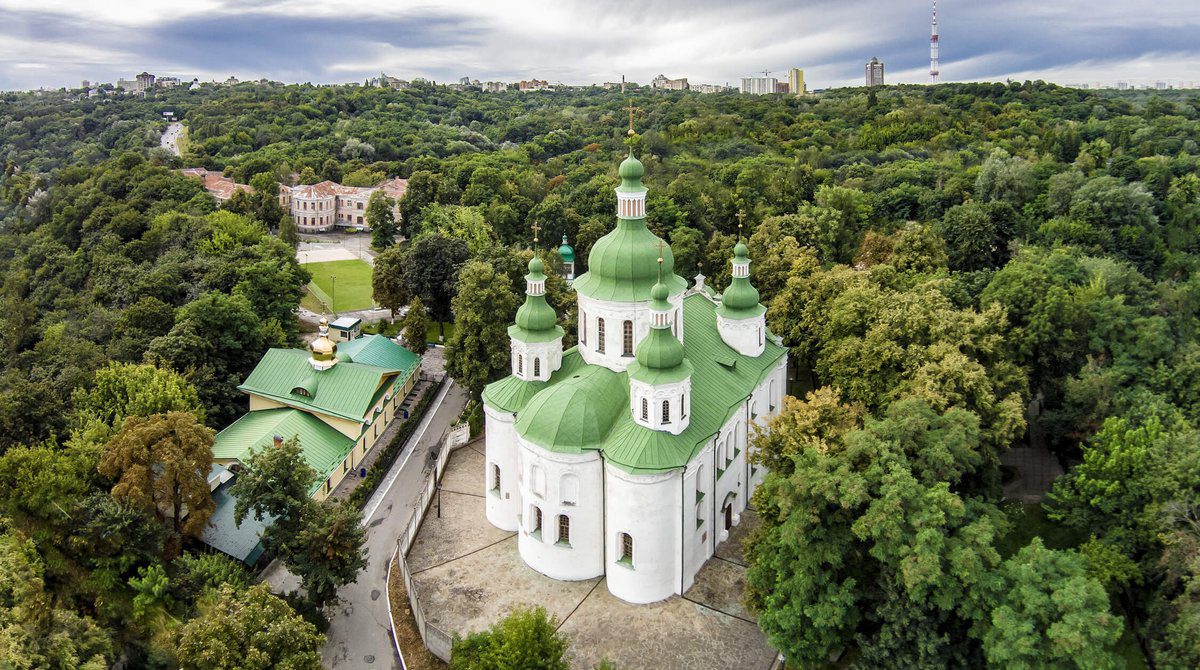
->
[306,259,374,312]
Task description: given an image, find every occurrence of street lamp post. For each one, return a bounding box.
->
[331,275,336,317]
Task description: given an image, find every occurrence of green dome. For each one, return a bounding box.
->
[514,294,558,333]
[719,244,764,318]
[558,235,574,263]
[574,225,688,301]
[515,366,626,451]
[618,152,644,180]
[635,326,685,370]
[650,280,669,304]
[528,255,545,275]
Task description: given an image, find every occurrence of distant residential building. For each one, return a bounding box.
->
[459,76,471,86]
[866,57,885,86]
[691,83,732,94]
[116,78,136,92]
[279,178,407,233]
[179,168,252,201]
[81,79,90,89]
[740,77,778,95]
[519,79,552,92]
[776,82,790,94]
[157,76,180,88]
[223,76,240,86]
[1156,81,1167,90]
[135,71,156,93]
[483,81,508,93]
[1117,81,1129,90]
[651,74,689,91]
[788,68,806,95]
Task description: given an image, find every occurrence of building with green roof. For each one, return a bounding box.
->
[482,146,787,605]
[212,319,421,500]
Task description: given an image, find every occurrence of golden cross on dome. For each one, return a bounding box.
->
[736,209,746,239]
[531,220,541,244]
[656,239,664,281]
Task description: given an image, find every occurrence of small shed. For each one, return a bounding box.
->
[329,316,363,341]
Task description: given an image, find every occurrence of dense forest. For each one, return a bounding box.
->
[1,79,1199,668]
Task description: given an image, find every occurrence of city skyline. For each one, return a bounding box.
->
[1,0,1198,92]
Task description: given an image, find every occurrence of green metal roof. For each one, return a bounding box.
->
[337,335,421,377]
[485,293,787,474]
[515,365,627,452]
[571,151,688,302]
[212,408,355,488]
[239,345,409,423]
[572,220,688,302]
[558,235,575,263]
[200,469,270,565]
[513,260,561,337]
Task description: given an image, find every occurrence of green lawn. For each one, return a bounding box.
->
[305,259,374,312]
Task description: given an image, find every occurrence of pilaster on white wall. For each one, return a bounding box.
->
[515,439,604,581]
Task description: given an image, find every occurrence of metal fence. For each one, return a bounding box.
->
[389,422,474,664]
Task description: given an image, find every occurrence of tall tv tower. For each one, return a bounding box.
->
[930,1,940,83]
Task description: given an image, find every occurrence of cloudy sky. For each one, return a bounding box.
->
[1,0,1197,91]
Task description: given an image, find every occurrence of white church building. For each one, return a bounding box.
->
[481,149,788,604]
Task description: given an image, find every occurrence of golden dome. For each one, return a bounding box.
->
[309,317,338,369]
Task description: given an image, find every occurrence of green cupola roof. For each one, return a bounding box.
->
[617,150,644,190]
[717,240,765,319]
[629,277,692,385]
[558,235,575,263]
[572,150,688,302]
[510,255,563,343]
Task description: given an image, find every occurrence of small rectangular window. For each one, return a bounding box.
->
[618,532,633,565]
[557,515,570,545]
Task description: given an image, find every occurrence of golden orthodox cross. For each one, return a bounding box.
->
[531,221,541,244]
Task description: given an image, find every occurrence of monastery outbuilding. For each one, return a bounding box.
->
[482,148,787,604]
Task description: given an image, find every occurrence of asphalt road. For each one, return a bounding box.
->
[160,121,183,156]
[321,380,470,669]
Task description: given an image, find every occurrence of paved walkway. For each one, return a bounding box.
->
[321,379,469,669]
[406,446,777,670]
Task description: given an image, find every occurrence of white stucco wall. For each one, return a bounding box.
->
[628,377,692,435]
[576,293,683,372]
[716,313,766,357]
[484,404,520,531]
[604,464,681,604]
[515,439,604,581]
[510,337,563,381]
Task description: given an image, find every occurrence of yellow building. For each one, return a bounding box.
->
[788,68,806,96]
[213,319,421,500]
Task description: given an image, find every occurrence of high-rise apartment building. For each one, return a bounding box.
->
[866,58,885,87]
[740,76,778,95]
[651,74,689,91]
[787,68,806,95]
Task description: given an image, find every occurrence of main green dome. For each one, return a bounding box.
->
[572,150,688,302]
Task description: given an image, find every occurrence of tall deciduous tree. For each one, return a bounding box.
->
[401,296,429,356]
[446,261,520,398]
[72,362,204,440]
[982,539,1124,670]
[290,500,368,610]
[367,190,397,249]
[97,412,215,556]
[372,245,410,319]
[176,583,324,670]
[229,436,316,549]
[278,214,299,249]
[399,233,470,324]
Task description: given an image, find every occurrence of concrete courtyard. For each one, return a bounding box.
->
[405,444,779,670]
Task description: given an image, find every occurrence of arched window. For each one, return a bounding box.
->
[618,532,633,564]
[681,393,687,419]
[558,515,570,545]
[491,464,501,491]
[622,320,634,356]
[662,399,671,424]
[641,397,649,421]
[532,506,543,537]
[534,357,541,377]
[580,311,587,345]
[517,354,523,374]
[758,327,764,347]
[769,379,777,410]
[597,318,606,353]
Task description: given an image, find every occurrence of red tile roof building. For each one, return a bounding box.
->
[278,178,407,232]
